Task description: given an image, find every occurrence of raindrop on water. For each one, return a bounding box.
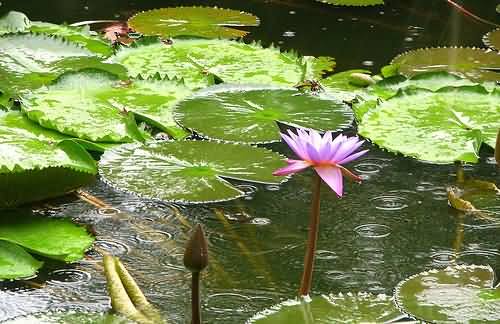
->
[48,269,91,285]
[135,230,172,243]
[282,31,296,37]
[354,224,391,238]
[370,195,409,210]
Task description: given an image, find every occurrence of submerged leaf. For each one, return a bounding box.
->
[174,84,353,143]
[358,86,500,163]
[395,265,500,322]
[0,212,94,263]
[391,47,500,82]
[0,111,97,207]
[128,6,259,39]
[248,293,402,323]
[112,38,305,89]
[30,21,113,56]
[0,240,43,280]
[99,141,287,204]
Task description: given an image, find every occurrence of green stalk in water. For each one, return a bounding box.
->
[495,129,499,167]
[103,254,164,324]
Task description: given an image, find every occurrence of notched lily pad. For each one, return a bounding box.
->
[358,85,500,163]
[321,69,372,102]
[128,6,259,39]
[395,264,500,323]
[99,141,287,204]
[173,84,353,143]
[248,292,402,323]
[112,38,306,89]
[391,47,500,82]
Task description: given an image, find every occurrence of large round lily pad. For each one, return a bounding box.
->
[0,111,97,207]
[0,11,31,34]
[174,84,353,143]
[248,293,402,323]
[358,85,500,163]
[21,71,191,140]
[395,265,500,323]
[391,47,500,82]
[99,141,287,204]
[112,38,306,89]
[128,6,259,39]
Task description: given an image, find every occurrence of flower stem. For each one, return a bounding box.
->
[191,271,201,324]
[299,172,322,297]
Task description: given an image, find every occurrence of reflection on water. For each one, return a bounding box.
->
[0,0,499,323]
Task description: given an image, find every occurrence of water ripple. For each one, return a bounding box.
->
[135,230,173,243]
[371,195,409,211]
[48,269,91,286]
[354,224,391,238]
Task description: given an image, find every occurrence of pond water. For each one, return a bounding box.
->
[0,0,499,323]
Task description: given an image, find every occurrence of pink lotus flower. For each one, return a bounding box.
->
[273,128,368,197]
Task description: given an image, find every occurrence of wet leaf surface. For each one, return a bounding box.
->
[99,141,287,203]
[0,240,43,280]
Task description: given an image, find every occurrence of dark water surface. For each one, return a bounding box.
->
[0,0,499,323]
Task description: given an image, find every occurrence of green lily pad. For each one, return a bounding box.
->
[316,0,384,6]
[173,84,353,143]
[99,141,287,203]
[0,240,43,280]
[353,71,485,122]
[21,71,151,143]
[112,38,305,88]
[0,212,94,263]
[0,11,31,34]
[0,33,125,98]
[248,293,402,323]
[391,47,500,82]
[321,69,372,102]
[395,265,500,323]
[128,6,259,39]
[0,111,97,207]
[358,85,500,163]
[30,22,113,57]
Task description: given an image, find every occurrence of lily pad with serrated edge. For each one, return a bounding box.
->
[395,264,500,323]
[0,11,31,34]
[0,240,43,280]
[128,6,259,39]
[317,0,384,6]
[0,33,126,99]
[247,292,403,323]
[483,28,500,51]
[173,84,353,144]
[0,111,97,207]
[358,85,500,163]
[112,38,306,89]
[30,21,113,57]
[0,212,95,263]
[303,56,336,80]
[391,47,500,82]
[99,140,287,204]
[20,71,153,143]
